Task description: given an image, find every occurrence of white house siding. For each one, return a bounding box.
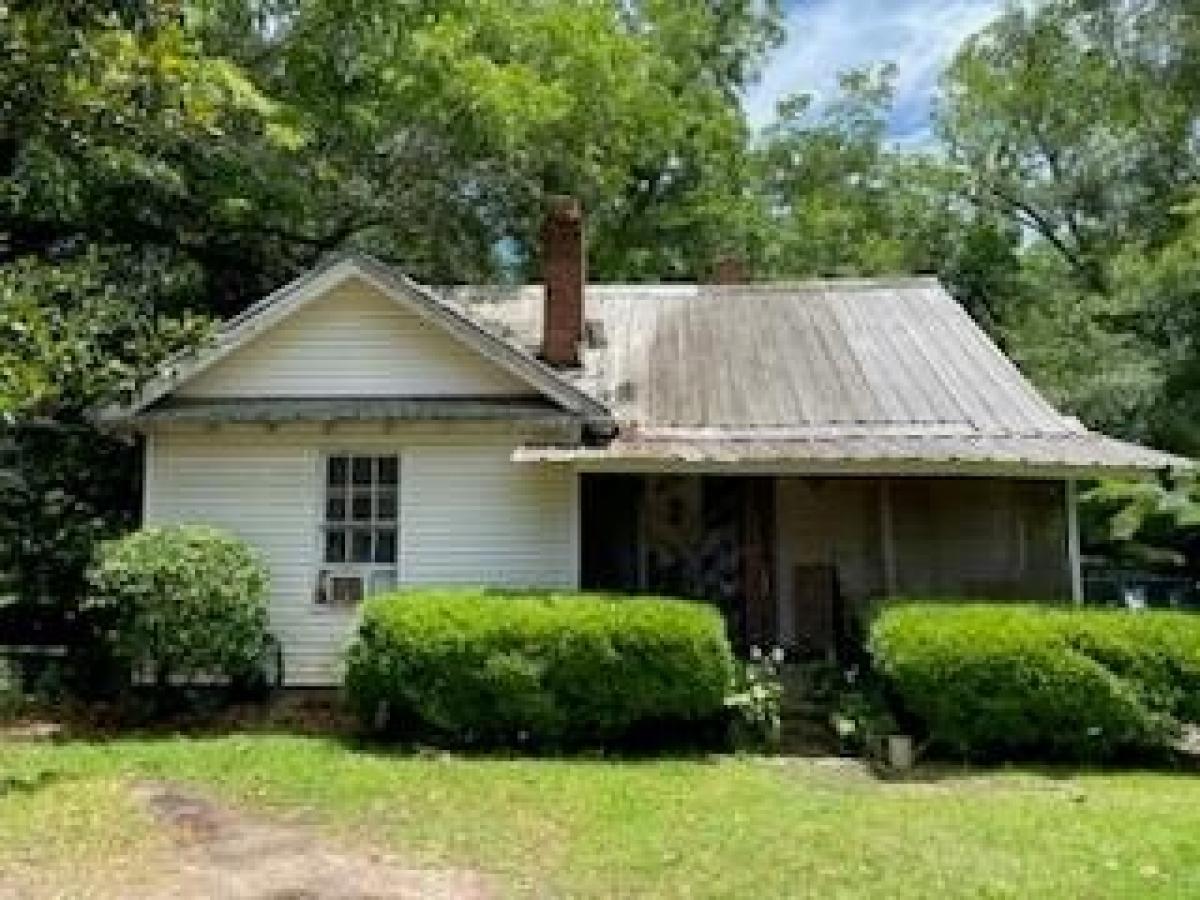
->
[145,424,579,685]
[178,277,533,399]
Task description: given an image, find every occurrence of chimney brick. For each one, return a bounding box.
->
[541,196,584,367]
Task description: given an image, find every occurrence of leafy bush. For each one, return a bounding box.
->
[87,525,270,688]
[344,588,736,748]
[725,646,784,750]
[830,678,898,758]
[1060,613,1200,723]
[869,604,1200,761]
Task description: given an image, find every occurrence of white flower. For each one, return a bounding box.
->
[771,647,786,664]
[749,646,763,661]
[1087,726,1103,737]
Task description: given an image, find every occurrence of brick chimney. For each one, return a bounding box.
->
[541,196,585,367]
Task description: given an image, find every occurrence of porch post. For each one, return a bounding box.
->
[880,478,897,597]
[1066,478,1083,605]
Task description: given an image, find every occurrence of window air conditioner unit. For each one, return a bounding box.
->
[316,570,365,608]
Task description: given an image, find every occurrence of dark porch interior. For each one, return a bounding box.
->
[581,473,1072,657]
[580,474,782,652]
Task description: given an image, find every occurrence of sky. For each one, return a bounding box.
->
[743,0,1009,143]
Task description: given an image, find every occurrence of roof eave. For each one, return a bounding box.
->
[512,452,1186,480]
[95,253,614,430]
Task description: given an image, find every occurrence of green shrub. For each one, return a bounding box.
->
[1060,613,1200,722]
[725,647,785,750]
[86,525,270,688]
[868,604,1200,761]
[344,588,736,748]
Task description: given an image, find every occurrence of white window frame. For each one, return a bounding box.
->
[315,452,399,607]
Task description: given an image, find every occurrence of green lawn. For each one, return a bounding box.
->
[3,735,1200,898]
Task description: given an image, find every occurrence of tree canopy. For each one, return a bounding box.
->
[2,0,1199,602]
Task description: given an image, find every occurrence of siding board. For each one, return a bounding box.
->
[147,425,578,685]
[179,278,533,399]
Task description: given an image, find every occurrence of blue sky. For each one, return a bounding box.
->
[743,0,1009,142]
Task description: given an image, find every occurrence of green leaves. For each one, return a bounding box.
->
[935,1,1200,455]
[193,0,782,281]
[0,251,213,421]
[1082,472,1200,569]
[87,524,271,687]
[344,588,736,748]
[871,604,1198,761]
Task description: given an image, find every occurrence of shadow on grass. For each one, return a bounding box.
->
[855,749,1200,786]
[18,692,1200,780]
[0,768,72,797]
[6,692,733,765]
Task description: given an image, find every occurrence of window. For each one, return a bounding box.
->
[316,454,398,606]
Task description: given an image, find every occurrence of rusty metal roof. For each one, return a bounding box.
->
[513,430,1186,476]
[447,279,1188,474]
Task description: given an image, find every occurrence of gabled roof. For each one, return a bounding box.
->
[101,253,611,427]
[447,279,1189,475]
[105,253,1186,475]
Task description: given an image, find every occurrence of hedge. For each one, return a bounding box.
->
[869,604,1200,760]
[87,525,270,688]
[344,588,736,748]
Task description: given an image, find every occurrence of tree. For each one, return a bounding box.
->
[0,0,786,618]
[755,66,1022,331]
[939,0,1198,293]
[938,0,1200,446]
[2,0,308,314]
[0,1,289,613]
[1083,472,1200,572]
[193,0,784,282]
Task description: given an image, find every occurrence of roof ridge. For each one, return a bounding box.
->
[442,275,943,294]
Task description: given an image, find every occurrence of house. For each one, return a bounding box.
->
[103,198,1186,685]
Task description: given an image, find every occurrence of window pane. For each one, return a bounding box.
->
[352,456,372,485]
[351,529,372,563]
[378,456,398,485]
[351,491,372,522]
[377,490,397,520]
[327,455,347,487]
[326,495,346,521]
[324,529,346,563]
[375,529,396,563]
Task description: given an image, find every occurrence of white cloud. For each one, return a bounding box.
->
[743,0,1008,139]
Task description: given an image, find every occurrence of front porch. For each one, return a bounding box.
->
[580,474,1074,655]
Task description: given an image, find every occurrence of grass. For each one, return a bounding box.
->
[0,771,166,896]
[4,735,1200,898]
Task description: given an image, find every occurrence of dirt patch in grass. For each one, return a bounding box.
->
[129,780,493,899]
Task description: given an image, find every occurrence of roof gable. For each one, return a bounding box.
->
[108,255,611,424]
[176,275,533,399]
